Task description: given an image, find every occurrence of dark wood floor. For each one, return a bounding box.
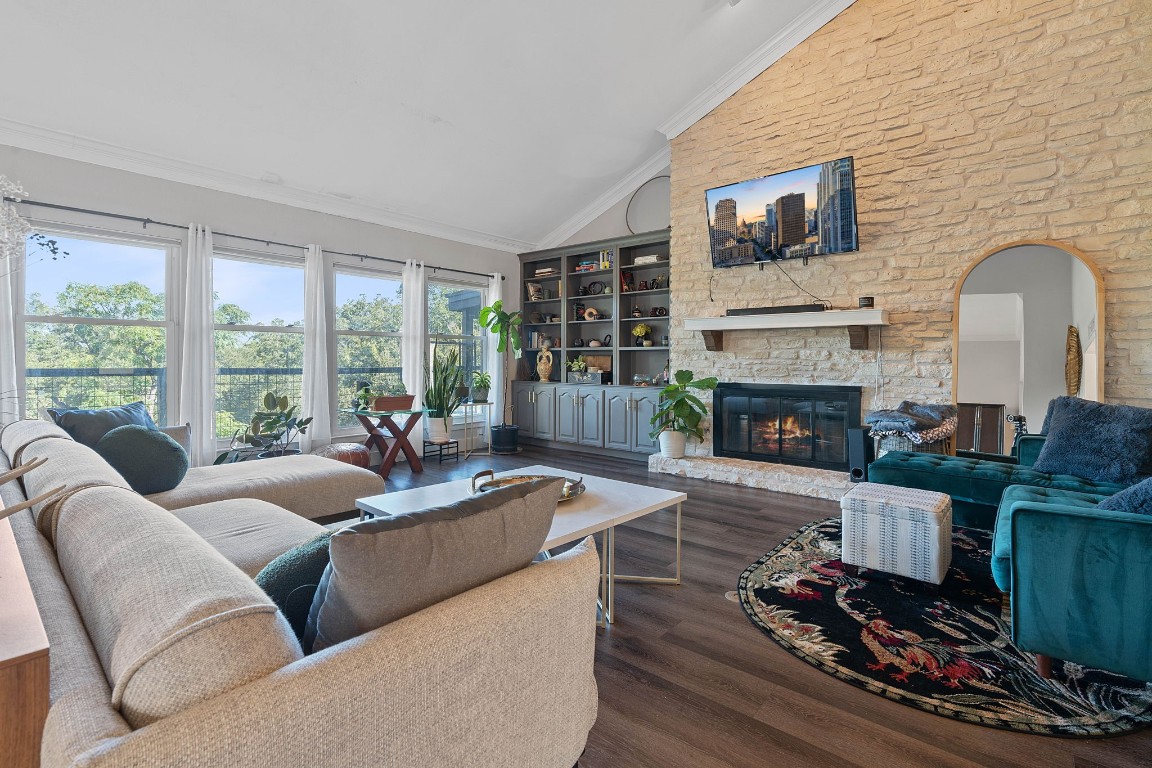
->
[385,447,1152,768]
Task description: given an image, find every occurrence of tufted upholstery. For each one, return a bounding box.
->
[990,485,1110,591]
[867,451,1127,529]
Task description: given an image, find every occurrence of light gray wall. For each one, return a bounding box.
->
[561,167,670,246]
[0,145,520,303]
[961,245,1074,428]
[958,339,1021,452]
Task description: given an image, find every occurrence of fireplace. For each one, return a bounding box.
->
[713,384,861,471]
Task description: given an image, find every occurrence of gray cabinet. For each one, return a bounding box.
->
[557,386,605,447]
[604,387,659,453]
[512,382,556,440]
[513,383,536,435]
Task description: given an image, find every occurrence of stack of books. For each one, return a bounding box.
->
[534,267,560,277]
[574,260,599,272]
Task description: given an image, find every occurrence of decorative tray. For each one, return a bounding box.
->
[471,471,585,502]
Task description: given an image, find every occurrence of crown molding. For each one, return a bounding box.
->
[658,0,856,140]
[533,144,672,251]
[0,117,534,253]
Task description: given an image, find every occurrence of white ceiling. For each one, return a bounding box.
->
[1,0,851,251]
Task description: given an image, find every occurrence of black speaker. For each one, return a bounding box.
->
[847,428,873,483]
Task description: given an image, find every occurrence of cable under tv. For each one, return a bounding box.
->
[725,304,826,317]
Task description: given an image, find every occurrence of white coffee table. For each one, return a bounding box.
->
[355,464,687,626]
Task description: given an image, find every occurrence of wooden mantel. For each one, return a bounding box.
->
[683,309,890,351]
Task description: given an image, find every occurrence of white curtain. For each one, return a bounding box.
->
[177,224,216,466]
[301,244,333,452]
[0,246,21,425]
[401,259,427,446]
[485,272,505,427]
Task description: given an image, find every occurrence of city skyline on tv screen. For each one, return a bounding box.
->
[705,156,858,268]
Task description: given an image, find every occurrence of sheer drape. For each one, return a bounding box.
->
[301,244,334,452]
[401,260,427,446]
[0,247,21,425]
[485,272,505,428]
[177,224,216,466]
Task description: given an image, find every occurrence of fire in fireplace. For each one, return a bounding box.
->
[714,383,862,471]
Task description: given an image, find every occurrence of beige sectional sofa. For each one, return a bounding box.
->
[1,420,600,767]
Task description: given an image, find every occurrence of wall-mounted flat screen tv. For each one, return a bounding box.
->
[705,156,858,268]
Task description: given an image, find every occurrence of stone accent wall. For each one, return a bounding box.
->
[669,0,1152,431]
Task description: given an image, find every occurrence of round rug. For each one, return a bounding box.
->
[738,518,1152,737]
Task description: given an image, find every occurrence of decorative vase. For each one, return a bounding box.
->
[491,424,520,454]
[643,339,654,347]
[536,346,554,381]
[470,386,490,403]
[635,336,647,346]
[426,414,453,444]
[658,431,687,459]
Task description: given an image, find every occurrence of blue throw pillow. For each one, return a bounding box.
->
[1032,397,1152,485]
[1098,477,1152,515]
[255,531,334,644]
[48,401,158,447]
[93,424,189,494]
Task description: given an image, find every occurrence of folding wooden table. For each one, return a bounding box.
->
[341,408,426,479]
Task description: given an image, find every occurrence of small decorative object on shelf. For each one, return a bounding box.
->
[583,307,603,321]
[650,306,667,317]
[634,254,660,266]
[587,280,605,295]
[650,274,666,289]
[633,374,653,386]
[526,282,544,301]
[632,322,652,346]
[601,334,612,346]
[536,345,554,382]
[621,270,635,292]
[632,307,643,318]
[573,337,584,347]
[639,280,649,291]
[599,249,613,269]
[573,303,585,321]
[567,355,588,373]
[661,335,670,347]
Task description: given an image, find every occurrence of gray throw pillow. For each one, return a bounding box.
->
[304,477,564,653]
[1097,477,1152,515]
[1031,396,1152,485]
[47,401,158,447]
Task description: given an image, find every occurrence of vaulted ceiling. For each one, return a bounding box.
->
[1,0,851,251]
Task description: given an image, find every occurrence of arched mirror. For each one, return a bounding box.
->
[953,241,1104,455]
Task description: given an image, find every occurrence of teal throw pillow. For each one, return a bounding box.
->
[93,424,189,494]
[255,531,334,644]
[48,401,158,447]
[1097,477,1152,515]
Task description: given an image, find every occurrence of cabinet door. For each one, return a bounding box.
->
[630,390,660,453]
[513,384,535,436]
[532,386,556,440]
[555,386,579,444]
[605,391,632,451]
[578,389,604,448]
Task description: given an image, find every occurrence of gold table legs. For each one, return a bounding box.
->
[596,501,682,629]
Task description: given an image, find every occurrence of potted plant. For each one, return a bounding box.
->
[649,370,719,459]
[566,355,593,384]
[423,346,464,444]
[478,299,523,454]
[632,322,652,347]
[471,370,492,403]
[242,392,314,458]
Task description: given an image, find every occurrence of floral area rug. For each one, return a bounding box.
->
[737,518,1152,737]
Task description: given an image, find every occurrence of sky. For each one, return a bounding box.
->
[24,235,400,325]
[705,162,821,226]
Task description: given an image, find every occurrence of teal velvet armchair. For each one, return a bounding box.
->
[1010,504,1152,682]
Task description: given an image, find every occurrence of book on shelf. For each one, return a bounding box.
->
[534,267,560,276]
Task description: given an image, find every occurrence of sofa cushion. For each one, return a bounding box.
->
[1097,476,1152,515]
[0,418,72,465]
[991,485,1111,592]
[53,485,303,728]
[255,531,334,641]
[305,477,563,653]
[1031,396,1152,485]
[146,454,385,520]
[867,451,1128,512]
[18,438,133,542]
[94,424,189,494]
[159,422,192,452]
[171,498,326,577]
[47,401,158,447]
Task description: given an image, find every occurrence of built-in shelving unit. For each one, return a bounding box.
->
[519,229,672,386]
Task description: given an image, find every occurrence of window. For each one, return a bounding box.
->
[427,279,485,384]
[334,268,403,430]
[213,253,305,438]
[20,231,174,421]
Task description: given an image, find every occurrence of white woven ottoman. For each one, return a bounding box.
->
[840,482,952,589]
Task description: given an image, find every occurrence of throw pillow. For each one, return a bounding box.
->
[93,425,189,494]
[255,531,334,642]
[1031,396,1152,485]
[1097,477,1152,515]
[48,401,158,447]
[304,476,564,654]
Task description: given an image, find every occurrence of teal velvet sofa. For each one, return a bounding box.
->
[866,435,1128,530]
[1010,499,1152,682]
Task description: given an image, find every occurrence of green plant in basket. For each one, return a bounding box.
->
[567,355,588,372]
[649,370,718,441]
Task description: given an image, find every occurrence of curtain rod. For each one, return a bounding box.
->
[5,197,503,281]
